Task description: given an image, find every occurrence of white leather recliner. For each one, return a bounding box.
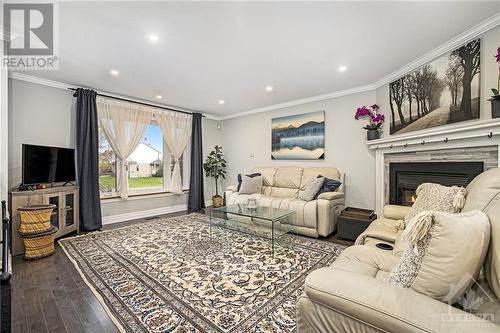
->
[298,168,500,332]
[225,166,345,238]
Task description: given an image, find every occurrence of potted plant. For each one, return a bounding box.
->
[203,145,227,208]
[355,104,385,140]
[490,46,500,118]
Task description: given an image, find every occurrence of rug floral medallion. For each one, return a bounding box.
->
[60,213,342,333]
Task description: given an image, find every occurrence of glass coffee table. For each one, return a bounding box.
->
[209,204,297,257]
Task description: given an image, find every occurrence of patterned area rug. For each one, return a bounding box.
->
[60,213,342,333]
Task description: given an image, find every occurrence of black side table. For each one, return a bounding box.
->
[337,207,377,241]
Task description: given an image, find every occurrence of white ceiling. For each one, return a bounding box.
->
[15,1,500,117]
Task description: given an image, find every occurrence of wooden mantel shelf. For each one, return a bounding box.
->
[366,118,500,150]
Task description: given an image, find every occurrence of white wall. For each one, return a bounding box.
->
[222,91,377,209]
[8,78,223,218]
[8,79,76,188]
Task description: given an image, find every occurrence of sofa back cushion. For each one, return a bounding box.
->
[300,167,341,190]
[251,167,277,196]
[273,166,303,188]
[462,168,500,299]
[248,166,343,199]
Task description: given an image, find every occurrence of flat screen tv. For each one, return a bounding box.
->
[22,144,76,185]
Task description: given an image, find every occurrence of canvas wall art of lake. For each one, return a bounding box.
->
[271,111,325,160]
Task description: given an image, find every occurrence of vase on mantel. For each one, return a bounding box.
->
[491,96,500,119]
[366,129,380,141]
[354,104,385,141]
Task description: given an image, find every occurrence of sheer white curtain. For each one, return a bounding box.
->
[154,110,192,193]
[97,98,154,199]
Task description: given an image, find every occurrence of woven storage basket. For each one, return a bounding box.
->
[21,226,58,260]
[18,204,56,235]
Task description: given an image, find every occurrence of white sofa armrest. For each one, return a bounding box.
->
[317,191,344,201]
[226,185,237,192]
[383,204,411,221]
[303,268,500,333]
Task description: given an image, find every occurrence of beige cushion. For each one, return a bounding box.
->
[239,175,263,194]
[384,205,411,221]
[270,187,299,198]
[300,167,340,190]
[387,210,490,304]
[404,183,465,226]
[251,167,276,186]
[300,177,325,201]
[273,166,303,189]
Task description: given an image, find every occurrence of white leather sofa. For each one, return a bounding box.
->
[298,168,500,332]
[225,166,345,238]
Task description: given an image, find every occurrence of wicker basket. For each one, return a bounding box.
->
[18,204,56,235]
[21,226,58,260]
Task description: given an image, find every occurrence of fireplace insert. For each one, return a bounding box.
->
[389,162,484,206]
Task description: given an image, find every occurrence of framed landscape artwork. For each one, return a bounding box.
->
[271,111,325,160]
[389,39,480,135]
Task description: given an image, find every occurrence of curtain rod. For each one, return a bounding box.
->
[68,87,205,117]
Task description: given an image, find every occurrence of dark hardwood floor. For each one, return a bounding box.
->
[11,210,351,333]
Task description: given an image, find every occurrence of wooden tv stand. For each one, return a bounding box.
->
[10,185,79,256]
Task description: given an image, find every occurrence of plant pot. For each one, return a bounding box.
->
[491,96,500,119]
[212,195,223,208]
[366,129,380,141]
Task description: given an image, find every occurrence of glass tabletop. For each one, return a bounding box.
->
[213,204,295,221]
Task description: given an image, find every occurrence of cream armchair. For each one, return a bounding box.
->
[298,168,500,332]
[225,166,345,238]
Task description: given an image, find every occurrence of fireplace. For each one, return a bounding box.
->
[389,162,484,206]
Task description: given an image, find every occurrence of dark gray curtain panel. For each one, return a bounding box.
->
[188,113,205,211]
[75,88,102,231]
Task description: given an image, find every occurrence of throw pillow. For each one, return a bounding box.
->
[300,177,325,201]
[387,210,490,304]
[237,173,261,191]
[404,183,466,226]
[393,183,467,255]
[315,175,342,199]
[239,175,263,194]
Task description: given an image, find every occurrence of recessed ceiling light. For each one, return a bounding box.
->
[149,34,159,43]
[110,69,119,76]
[266,86,273,92]
[338,65,348,72]
[219,100,225,105]
[156,95,162,99]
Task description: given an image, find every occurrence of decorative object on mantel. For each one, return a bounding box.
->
[18,204,58,260]
[271,111,325,160]
[203,145,227,208]
[389,39,480,135]
[355,104,384,140]
[489,46,500,118]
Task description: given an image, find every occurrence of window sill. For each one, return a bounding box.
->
[100,189,189,203]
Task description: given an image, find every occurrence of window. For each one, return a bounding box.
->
[127,124,164,192]
[98,115,191,198]
[98,128,117,196]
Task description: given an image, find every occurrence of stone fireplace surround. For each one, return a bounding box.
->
[367,119,500,214]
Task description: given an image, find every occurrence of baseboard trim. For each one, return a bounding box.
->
[102,200,213,225]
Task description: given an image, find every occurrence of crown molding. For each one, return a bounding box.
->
[9,72,220,120]
[9,13,499,122]
[219,83,377,120]
[219,12,499,120]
